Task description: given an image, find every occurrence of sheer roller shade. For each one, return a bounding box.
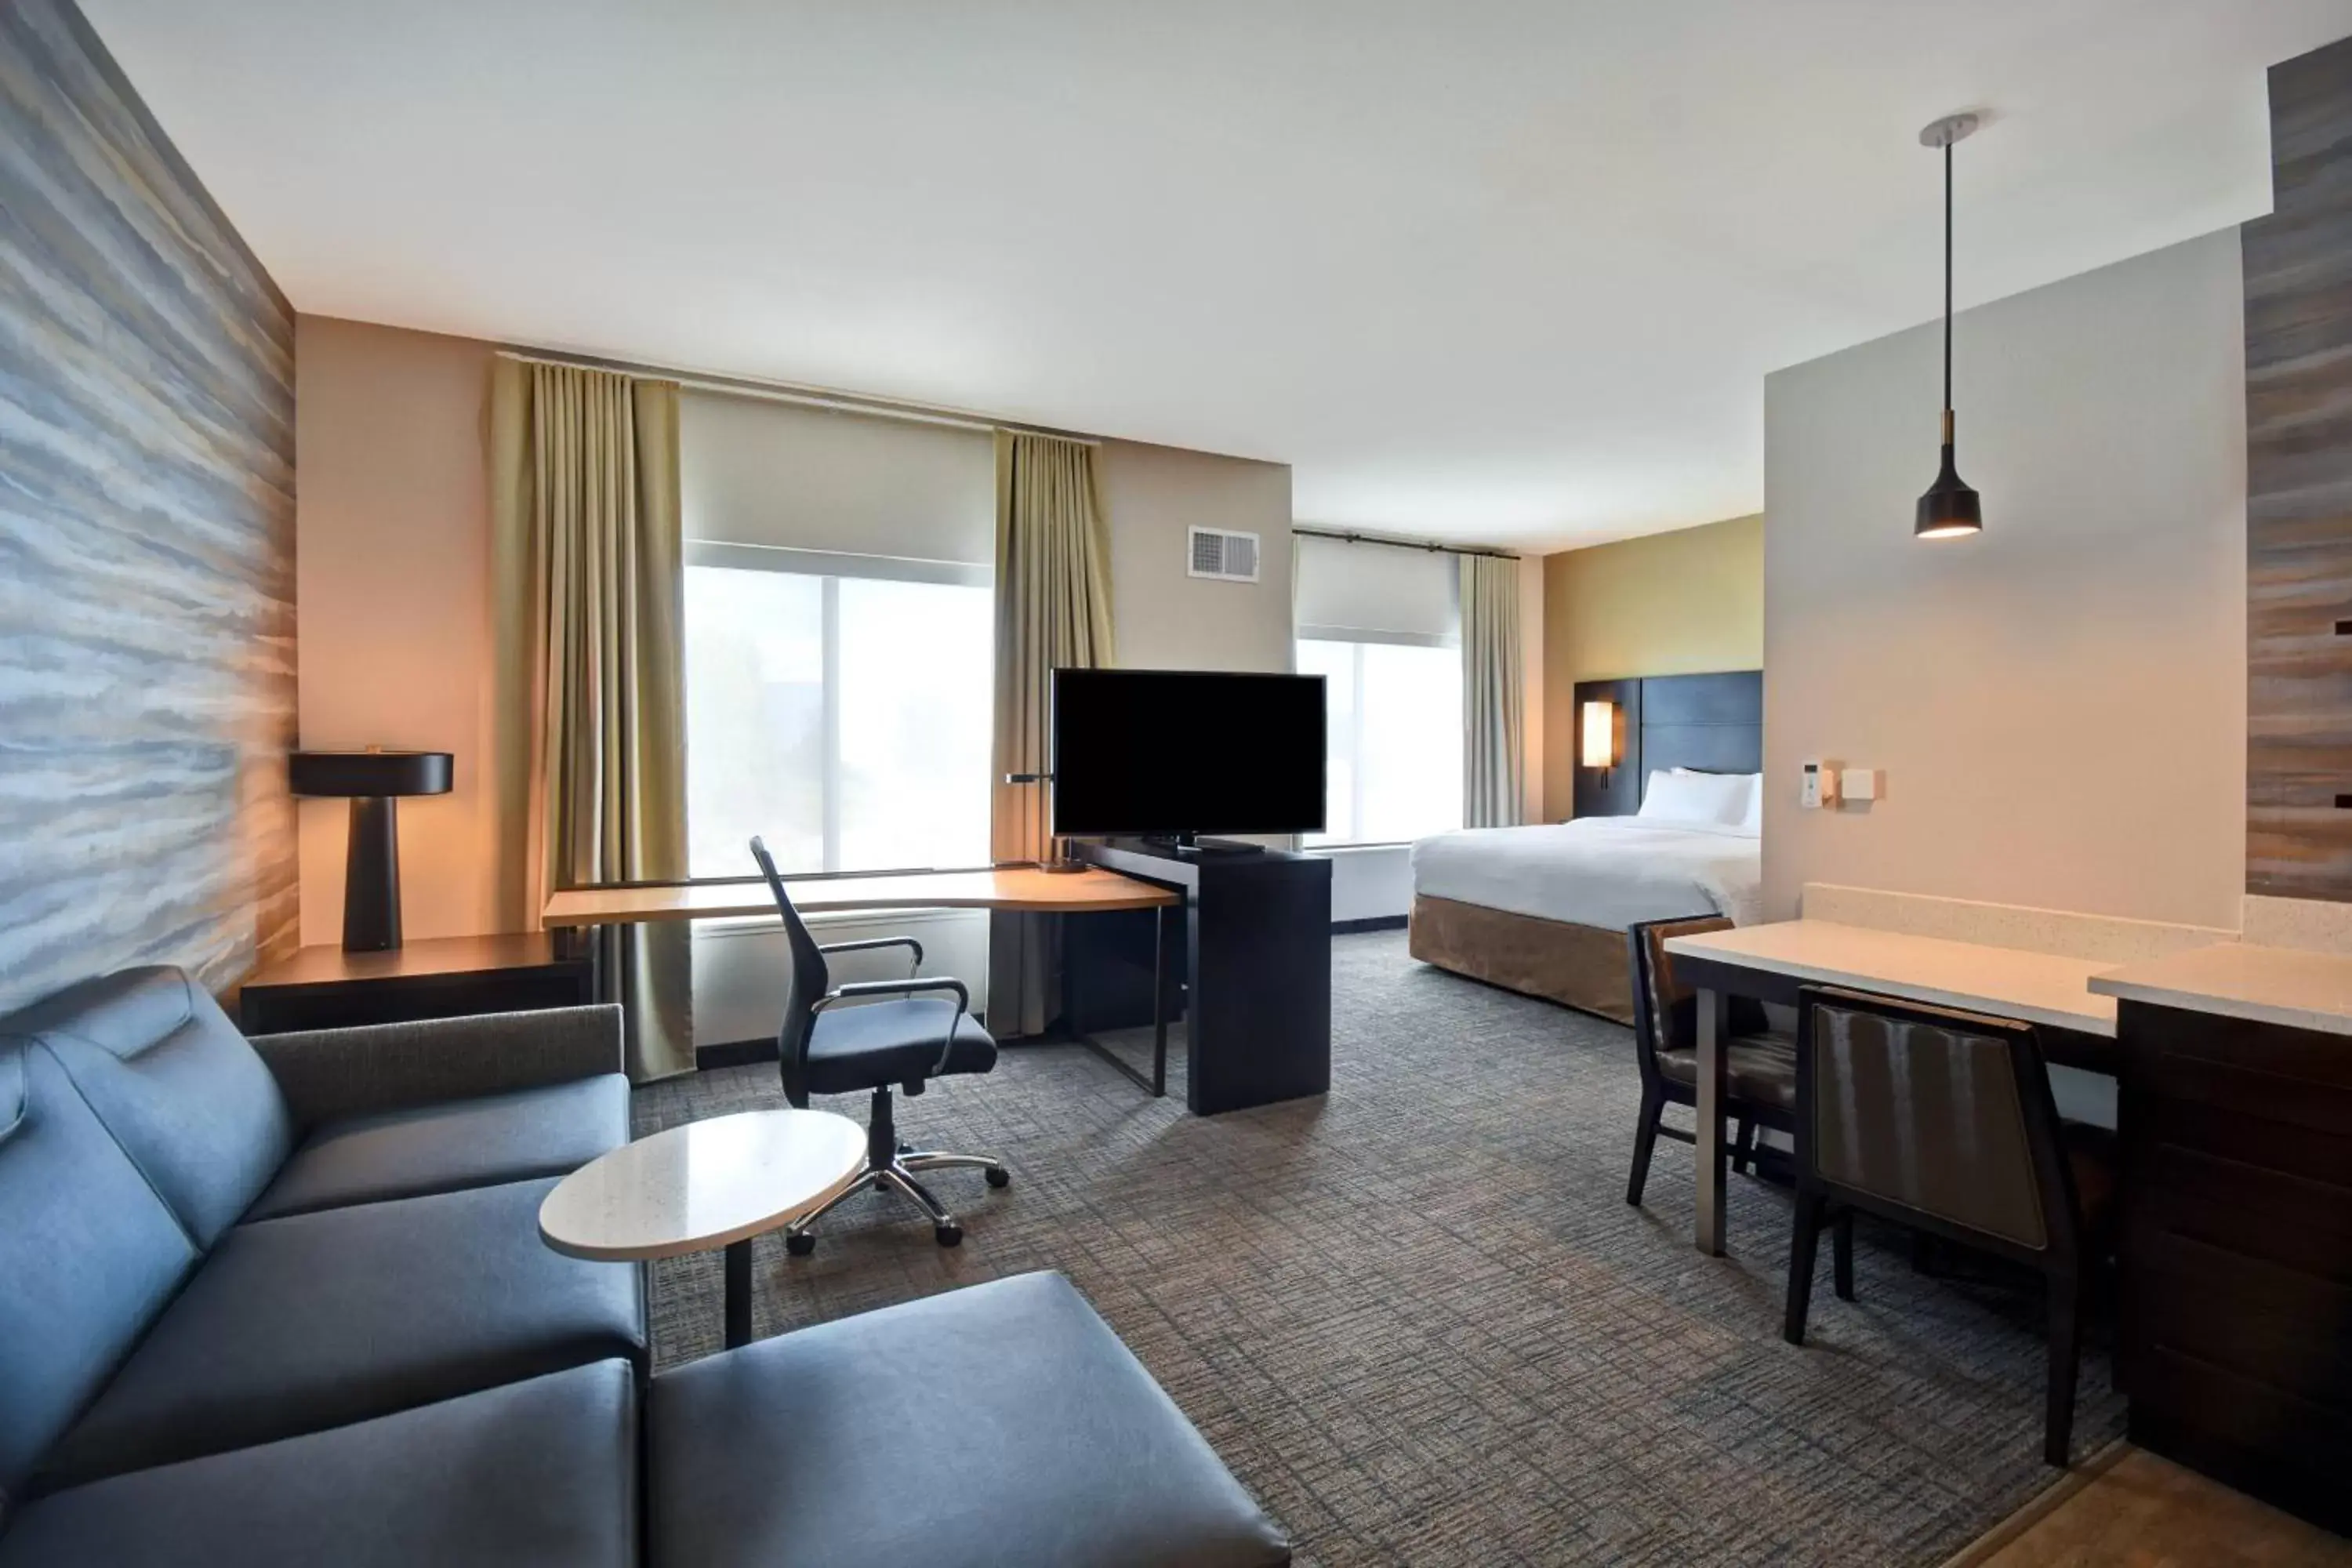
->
[680,389,993,568]
[1293,534,1459,646]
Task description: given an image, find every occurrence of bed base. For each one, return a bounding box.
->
[1406,895,1636,1025]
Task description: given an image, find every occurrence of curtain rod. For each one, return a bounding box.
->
[1293,524,1516,561]
[494,348,1102,446]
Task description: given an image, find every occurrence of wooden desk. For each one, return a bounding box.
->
[239,932,593,1034]
[1662,920,2120,1256]
[541,867,1178,925]
[542,866,1187,1098]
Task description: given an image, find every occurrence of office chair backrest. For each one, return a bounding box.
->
[1795,985,2075,1256]
[750,837,830,1105]
[1625,915,1733,1091]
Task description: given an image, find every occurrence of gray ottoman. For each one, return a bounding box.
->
[649,1271,1290,1567]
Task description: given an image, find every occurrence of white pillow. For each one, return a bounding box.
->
[1639,768,1750,826]
[1738,773,1763,833]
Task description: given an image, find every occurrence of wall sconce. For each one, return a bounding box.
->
[1581,700,1617,786]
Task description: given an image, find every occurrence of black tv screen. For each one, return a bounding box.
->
[1052,669,1326,837]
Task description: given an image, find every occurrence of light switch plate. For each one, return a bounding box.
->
[1843,768,1881,802]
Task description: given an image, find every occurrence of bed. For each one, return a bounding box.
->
[1407,670,1762,1023]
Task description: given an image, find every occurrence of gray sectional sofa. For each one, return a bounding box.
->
[0,966,1290,1567]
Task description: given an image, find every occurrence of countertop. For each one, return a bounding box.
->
[2089,942,2352,1037]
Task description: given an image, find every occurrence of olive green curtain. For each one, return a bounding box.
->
[1461,553,1525,829]
[988,430,1116,1037]
[489,356,694,1080]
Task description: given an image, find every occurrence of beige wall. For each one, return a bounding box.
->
[293,331,1306,941]
[1762,228,2246,928]
[1539,514,1763,819]
[295,316,502,945]
[1096,437,1294,673]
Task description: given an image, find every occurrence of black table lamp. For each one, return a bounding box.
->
[289,749,453,951]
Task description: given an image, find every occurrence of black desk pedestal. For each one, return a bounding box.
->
[1073,840,1330,1116]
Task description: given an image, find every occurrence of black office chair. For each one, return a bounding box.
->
[750,837,1009,1251]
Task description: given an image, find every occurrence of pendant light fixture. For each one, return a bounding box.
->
[1916,111,1983,540]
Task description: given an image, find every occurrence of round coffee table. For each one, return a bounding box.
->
[539,1108,866,1348]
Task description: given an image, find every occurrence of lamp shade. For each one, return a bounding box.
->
[1915,441,1983,540]
[289,750,452,797]
[1580,701,1616,769]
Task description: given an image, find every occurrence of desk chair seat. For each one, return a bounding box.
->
[804,1002,996,1098]
[752,838,1010,1253]
[1653,1032,1797,1109]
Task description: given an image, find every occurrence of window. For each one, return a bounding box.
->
[684,558,993,880]
[1297,637,1462,845]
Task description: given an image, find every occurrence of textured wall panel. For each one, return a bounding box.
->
[0,0,295,1009]
[2249,36,2352,901]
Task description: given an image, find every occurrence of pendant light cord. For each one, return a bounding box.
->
[1943,140,1953,422]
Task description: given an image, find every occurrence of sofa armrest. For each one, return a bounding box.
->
[249,1004,626,1130]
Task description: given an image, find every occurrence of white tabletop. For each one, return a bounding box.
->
[539,1109,868,1261]
[1663,919,2120,1036]
[2089,942,2352,1037]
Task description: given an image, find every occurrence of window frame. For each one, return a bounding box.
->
[1295,626,1463,850]
[683,539,993,880]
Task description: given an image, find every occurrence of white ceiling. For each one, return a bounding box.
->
[84,0,2352,550]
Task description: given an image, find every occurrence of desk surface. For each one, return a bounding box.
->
[2092,942,2352,1037]
[542,866,1181,927]
[1664,919,2119,1037]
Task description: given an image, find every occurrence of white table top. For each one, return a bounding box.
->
[539,1109,868,1261]
[2089,942,2352,1037]
[1663,919,2120,1036]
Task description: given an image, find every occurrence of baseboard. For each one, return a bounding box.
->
[1334,915,1408,934]
[695,1037,779,1070]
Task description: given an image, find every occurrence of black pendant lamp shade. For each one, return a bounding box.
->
[1916,111,1983,540]
[289,749,453,952]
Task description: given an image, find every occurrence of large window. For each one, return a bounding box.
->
[1297,637,1462,845]
[684,557,993,880]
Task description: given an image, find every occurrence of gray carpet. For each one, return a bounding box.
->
[633,929,2118,1566]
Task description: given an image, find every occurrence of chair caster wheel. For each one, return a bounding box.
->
[935,1224,963,1247]
[785,1232,815,1258]
[985,1166,1010,1189]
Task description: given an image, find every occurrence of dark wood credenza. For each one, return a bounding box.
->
[238,933,593,1035]
[2117,996,2352,1533]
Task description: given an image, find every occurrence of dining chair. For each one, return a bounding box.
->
[1624,915,1798,1210]
[1781,985,2116,1467]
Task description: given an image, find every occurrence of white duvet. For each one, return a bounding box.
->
[1410,817,1764,932]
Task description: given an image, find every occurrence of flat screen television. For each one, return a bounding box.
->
[1051,669,1326,841]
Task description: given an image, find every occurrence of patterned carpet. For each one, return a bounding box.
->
[633,929,2118,1566]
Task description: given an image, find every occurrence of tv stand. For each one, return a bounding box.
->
[1145,833,1266,858]
[1068,837,1330,1114]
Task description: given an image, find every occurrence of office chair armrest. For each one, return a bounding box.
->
[817,935,923,974]
[813,976,970,1013]
[811,977,972,1076]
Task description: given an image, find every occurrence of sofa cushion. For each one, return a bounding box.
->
[0,1360,636,1568]
[39,1176,644,1488]
[243,1073,630,1221]
[649,1271,1290,1568]
[0,1040,197,1503]
[20,967,291,1247]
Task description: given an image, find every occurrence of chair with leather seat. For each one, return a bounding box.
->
[1624,915,1797,1212]
[749,837,1008,1252]
[1781,985,2116,1468]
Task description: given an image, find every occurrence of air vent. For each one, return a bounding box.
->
[1187,526,1260,583]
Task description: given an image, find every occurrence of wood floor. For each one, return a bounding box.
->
[1944,1443,2352,1568]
